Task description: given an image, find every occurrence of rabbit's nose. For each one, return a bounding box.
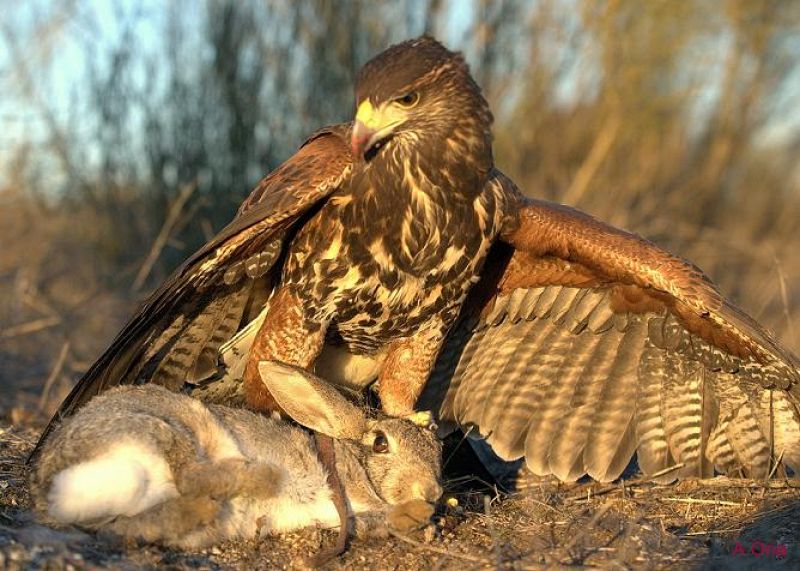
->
[411,481,443,502]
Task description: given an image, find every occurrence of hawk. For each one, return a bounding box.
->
[34,37,800,484]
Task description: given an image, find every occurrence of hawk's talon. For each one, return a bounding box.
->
[406,410,436,430]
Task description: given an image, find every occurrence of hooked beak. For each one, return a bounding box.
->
[351,99,403,159]
[351,119,378,158]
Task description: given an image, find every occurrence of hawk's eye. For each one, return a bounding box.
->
[372,431,390,453]
[394,91,419,108]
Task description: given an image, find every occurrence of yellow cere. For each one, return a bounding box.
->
[355,99,377,127]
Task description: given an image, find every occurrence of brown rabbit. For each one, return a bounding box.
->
[30,361,442,549]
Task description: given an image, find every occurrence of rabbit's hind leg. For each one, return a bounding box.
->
[176,458,283,501]
[104,494,221,546]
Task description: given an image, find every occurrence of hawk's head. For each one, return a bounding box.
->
[351,36,493,171]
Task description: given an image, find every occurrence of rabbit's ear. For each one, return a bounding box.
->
[258,361,367,439]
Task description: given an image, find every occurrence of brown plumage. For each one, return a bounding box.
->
[33,36,800,484]
[423,181,800,482]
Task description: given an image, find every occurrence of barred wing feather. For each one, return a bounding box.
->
[425,177,800,482]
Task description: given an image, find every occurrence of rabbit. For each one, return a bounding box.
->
[29,361,443,550]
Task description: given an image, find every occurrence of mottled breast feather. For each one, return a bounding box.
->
[282,151,509,355]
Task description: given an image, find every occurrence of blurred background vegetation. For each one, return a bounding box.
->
[1,0,799,420]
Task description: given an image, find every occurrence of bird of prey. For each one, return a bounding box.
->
[35,36,800,484]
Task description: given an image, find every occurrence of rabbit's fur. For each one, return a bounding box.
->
[30,362,442,549]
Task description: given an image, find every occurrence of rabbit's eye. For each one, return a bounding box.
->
[372,432,389,453]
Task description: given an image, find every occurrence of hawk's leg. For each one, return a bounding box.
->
[378,324,444,417]
[242,288,349,562]
[243,287,326,412]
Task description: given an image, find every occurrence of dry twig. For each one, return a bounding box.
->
[0,316,61,339]
[132,182,197,292]
[660,498,742,507]
[38,341,69,411]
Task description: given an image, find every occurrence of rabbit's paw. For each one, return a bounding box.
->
[354,512,389,539]
[180,496,221,526]
[387,500,435,531]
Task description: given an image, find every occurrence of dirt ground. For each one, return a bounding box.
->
[3,414,800,571]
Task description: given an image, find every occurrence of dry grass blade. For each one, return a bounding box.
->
[131,182,197,292]
[768,449,785,480]
[0,316,61,339]
[388,529,494,566]
[773,256,797,349]
[561,114,620,206]
[561,502,613,555]
[660,498,742,507]
[38,341,69,411]
[484,494,501,568]
[680,527,745,537]
[646,463,686,481]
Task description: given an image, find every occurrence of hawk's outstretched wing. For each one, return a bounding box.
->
[425,171,800,483]
[33,125,353,456]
